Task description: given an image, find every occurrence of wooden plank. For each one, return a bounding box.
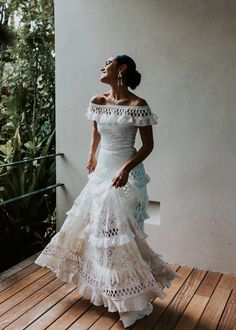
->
[109,319,125,330]
[67,304,107,329]
[0,252,40,282]
[175,295,209,330]
[0,271,56,316]
[0,278,64,329]
[0,263,40,292]
[89,310,120,330]
[152,268,207,329]
[1,254,235,330]
[46,298,93,330]
[25,289,82,330]
[175,271,222,329]
[195,288,231,330]
[127,266,189,330]
[195,274,235,330]
[0,267,50,303]
[3,280,75,330]
[217,287,236,330]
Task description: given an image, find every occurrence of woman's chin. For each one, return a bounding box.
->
[100,76,109,84]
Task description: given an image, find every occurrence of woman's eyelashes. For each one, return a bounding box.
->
[105,61,112,66]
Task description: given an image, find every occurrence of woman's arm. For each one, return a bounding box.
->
[87,121,101,173]
[112,125,154,187]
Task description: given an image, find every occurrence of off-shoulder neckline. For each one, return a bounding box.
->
[89,102,150,108]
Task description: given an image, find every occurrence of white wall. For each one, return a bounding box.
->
[55,0,236,274]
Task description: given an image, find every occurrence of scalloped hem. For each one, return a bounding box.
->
[35,258,168,313]
[34,253,181,313]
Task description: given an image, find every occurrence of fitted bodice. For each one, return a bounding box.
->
[97,123,137,151]
[85,102,158,172]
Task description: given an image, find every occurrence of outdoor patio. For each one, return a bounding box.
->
[0,252,235,329]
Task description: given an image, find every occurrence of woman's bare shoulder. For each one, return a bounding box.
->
[89,93,108,105]
[132,97,148,106]
[123,97,147,107]
[125,92,148,106]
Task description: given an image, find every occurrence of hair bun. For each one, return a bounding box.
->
[128,70,141,90]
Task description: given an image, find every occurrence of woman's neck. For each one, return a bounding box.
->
[107,84,131,102]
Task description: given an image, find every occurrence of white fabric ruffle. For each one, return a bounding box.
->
[35,166,181,314]
[85,102,158,126]
[119,302,153,328]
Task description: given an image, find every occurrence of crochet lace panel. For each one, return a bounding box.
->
[42,232,177,299]
[85,102,158,126]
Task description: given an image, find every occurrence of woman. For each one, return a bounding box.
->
[35,54,181,328]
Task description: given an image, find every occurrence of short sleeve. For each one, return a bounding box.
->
[131,106,158,126]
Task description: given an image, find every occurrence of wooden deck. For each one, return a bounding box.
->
[0,252,235,330]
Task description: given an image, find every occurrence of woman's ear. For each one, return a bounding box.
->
[119,64,128,73]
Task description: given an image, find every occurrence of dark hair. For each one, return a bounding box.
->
[114,54,141,90]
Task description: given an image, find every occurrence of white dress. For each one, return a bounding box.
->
[35,102,181,328]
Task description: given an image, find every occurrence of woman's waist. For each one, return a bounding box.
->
[100,143,136,152]
[99,145,137,157]
[97,147,137,171]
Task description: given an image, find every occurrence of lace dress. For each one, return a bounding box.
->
[34,102,181,328]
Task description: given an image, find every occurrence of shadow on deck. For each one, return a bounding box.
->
[0,252,235,329]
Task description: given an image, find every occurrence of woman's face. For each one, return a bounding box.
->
[99,57,118,84]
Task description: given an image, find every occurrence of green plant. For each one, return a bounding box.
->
[0,0,56,272]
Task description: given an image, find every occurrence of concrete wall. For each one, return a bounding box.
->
[55,0,236,274]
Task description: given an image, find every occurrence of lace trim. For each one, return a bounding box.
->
[85,102,158,126]
[35,238,179,297]
[35,251,170,313]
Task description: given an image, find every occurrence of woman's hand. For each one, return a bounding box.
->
[112,168,130,188]
[87,153,97,173]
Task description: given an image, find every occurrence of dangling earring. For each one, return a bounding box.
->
[117,72,123,86]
